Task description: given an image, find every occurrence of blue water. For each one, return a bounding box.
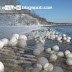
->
[0,26,40,39]
[48,25,72,37]
[0,25,72,39]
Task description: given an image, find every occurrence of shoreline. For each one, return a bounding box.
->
[0,26,72,72]
[0,24,72,27]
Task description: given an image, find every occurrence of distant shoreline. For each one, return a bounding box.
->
[41,24,72,27]
[0,24,72,27]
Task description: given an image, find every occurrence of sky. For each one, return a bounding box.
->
[17,0,72,23]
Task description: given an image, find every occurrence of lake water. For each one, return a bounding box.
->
[0,25,72,39]
[48,25,72,37]
[0,26,41,39]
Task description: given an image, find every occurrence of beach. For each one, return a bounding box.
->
[0,25,72,72]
